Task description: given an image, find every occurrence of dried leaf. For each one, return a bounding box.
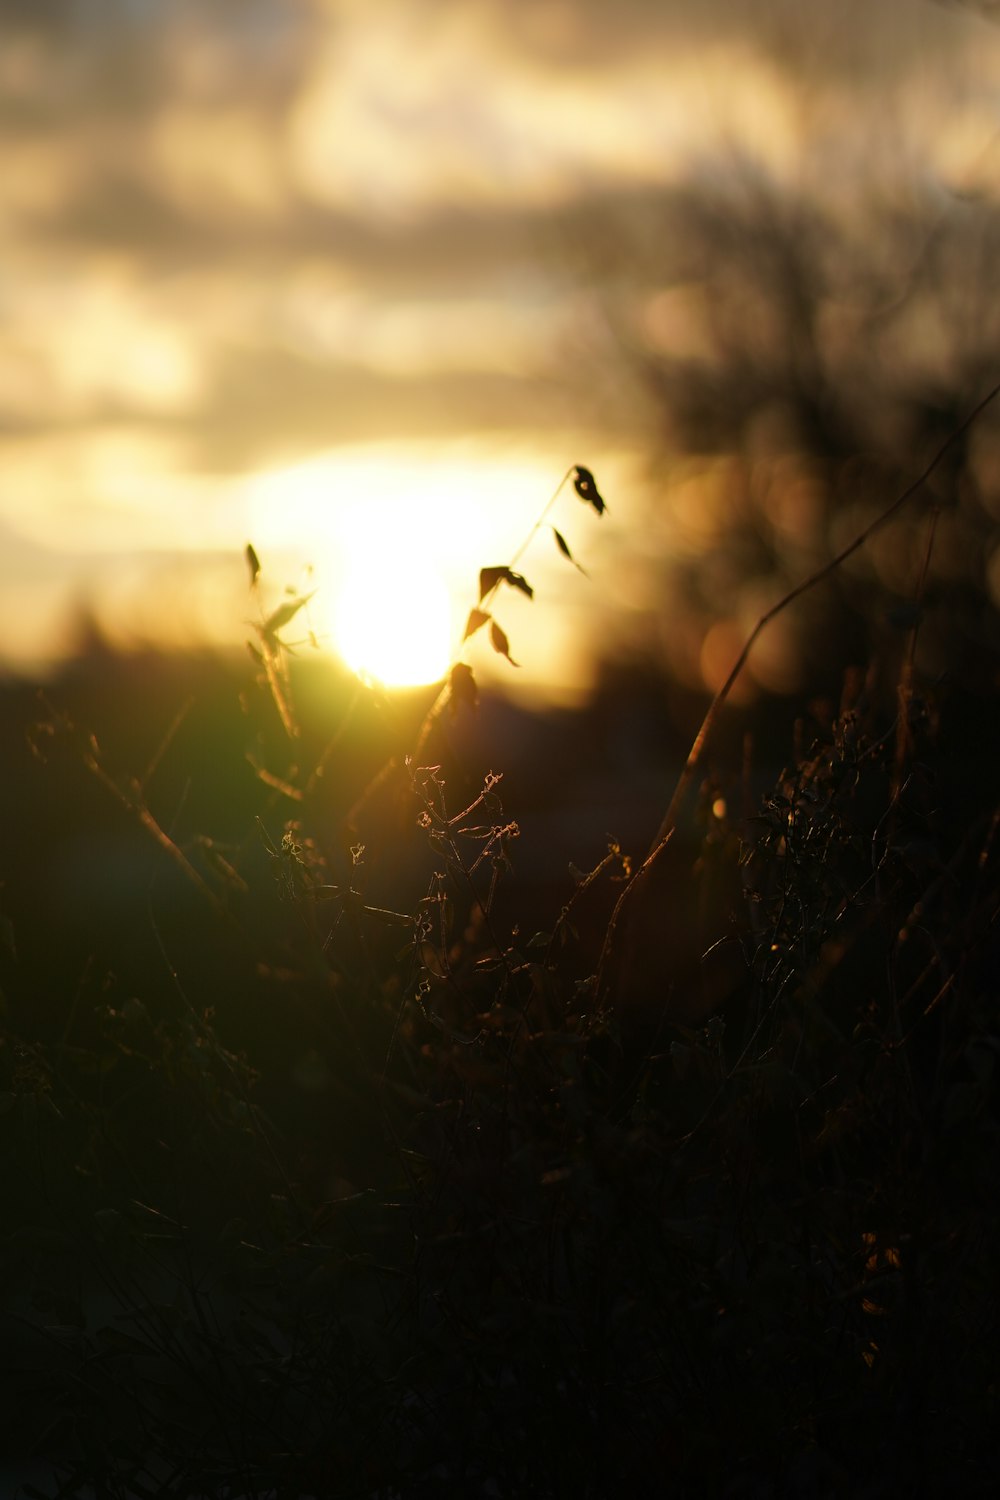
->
[463,607,491,641]
[480,566,504,600]
[448,661,479,714]
[572,465,606,514]
[479,565,534,602]
[489,620,519,666]
[552,527,588,575]
[245,542,261,587]
[261,591,314,643]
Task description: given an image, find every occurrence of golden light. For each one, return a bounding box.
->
[245,445,560,690]
[321,486,457,686]
[332,551,453,687]
[238,441,627,703]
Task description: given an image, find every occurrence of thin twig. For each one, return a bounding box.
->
[893,504,940,797]
[650,378,1000,855]
[598,380,1000,996]
[353,465,579,815]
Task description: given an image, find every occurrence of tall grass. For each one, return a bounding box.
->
[2,418,999,1498]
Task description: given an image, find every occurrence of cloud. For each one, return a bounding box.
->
[178,342,571,470]
[3,0,1000,678]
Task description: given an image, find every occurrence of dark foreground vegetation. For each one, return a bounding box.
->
[2,455,1000,1498]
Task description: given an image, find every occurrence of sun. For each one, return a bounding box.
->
[332,553,453,687]
[244,443,565,690]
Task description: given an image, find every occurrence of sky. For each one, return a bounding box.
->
[1,0,999,700]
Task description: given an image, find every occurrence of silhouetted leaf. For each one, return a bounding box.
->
[490,620,519,666]
[572,465,606,514]
[552,527,588,575]
[245,542,261,587]
[479,565,534,601]
[449,661,478,714]
[463,607,491,641]
[261,591,315,643]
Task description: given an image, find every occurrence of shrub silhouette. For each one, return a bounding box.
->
[1,425,999,1497]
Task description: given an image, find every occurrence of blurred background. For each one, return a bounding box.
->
[6,10,1000,1486]
[3,0,1000,966]
[2,0,999,705]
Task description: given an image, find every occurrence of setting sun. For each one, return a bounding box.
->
[243,445,580,693]
[332,552,453,687]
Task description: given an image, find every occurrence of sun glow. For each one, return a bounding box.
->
[332,551,453,687]
[241,441,623,704]
[245,445,558,688]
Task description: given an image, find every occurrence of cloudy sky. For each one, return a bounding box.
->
[1,0,998,698]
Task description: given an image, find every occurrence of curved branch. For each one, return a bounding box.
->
[649,378,1000,855]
